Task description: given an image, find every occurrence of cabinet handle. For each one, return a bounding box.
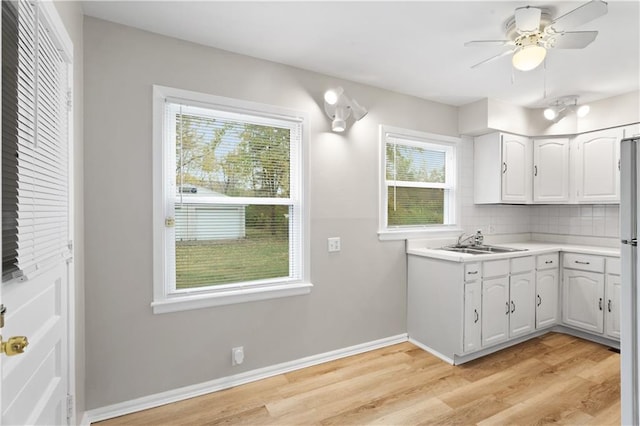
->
[574,260,590,265]
[467,271,478,275]
[537,294,542,307]
[503,162,507,174]
[511,301,515,313]
[534,165,538,177]
[545,260,553,264]
[505,302,510,315]
[599,298,603,311]
[474,309,479,323]
[608,299,612,313]
[619,159,621,171]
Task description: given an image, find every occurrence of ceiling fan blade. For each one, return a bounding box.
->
[548,0,608,32]
[550,31,598,49]
[465,40,512,47]
[471,50,513,69]
[515,6,542,33]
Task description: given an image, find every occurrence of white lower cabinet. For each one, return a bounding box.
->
[481,263,535,347]
[463,281,482,352]
[605,258,622,339]
[481,277,510,347]
[510,271,535,337]
[536,268,559,329]
[562,268,605,334]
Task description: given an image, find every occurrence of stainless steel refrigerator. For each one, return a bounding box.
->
[621,136,640,425]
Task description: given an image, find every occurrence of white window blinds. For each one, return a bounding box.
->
[164,100,302,291]
[2,0,71,281]
[384,133,456,228]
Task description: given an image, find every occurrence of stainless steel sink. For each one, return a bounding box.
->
[438,244,527,255]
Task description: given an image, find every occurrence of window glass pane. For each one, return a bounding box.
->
[175,111,290,199]
[175,203,291,289]
[386,143,445,183]
[387,187,444,226]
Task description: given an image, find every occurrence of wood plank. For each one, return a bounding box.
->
[95,334,620,426]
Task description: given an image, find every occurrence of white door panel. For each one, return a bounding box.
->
[509,272,535,337]
[2,263,68,426]
[482,277,509,347]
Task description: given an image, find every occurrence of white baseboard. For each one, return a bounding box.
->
[407,338,454,365]
[81,333,408,424]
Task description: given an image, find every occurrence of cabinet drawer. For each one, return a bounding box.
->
[511,256,534,274]
[563,253,604,273]
[607,258,621,275]
[537,253,559,270]
[483,259,509,278]
[464,263,480,281]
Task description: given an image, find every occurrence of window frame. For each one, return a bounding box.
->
[152,86,311,314]
[378,125,462,240]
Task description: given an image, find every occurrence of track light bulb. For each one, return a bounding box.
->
[324,87,343,105]
[543,108,557,120]
[577,104,590,117]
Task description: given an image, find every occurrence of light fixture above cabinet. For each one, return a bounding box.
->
[543,96,590,123]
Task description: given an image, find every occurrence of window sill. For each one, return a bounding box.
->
[378,227,463,241]
[151,282,313,314]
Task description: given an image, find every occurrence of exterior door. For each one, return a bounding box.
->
[2,264,69,425]
[0,0,74,424]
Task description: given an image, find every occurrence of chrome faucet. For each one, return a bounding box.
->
[457,230,484,247]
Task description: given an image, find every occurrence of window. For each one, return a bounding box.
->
[2,0,72,281]
[152,86,311,313]
[379,125,459,239]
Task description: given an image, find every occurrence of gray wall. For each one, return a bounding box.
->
[53,1,85,420]
[83,17,458,409]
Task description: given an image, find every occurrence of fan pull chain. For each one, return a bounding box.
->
[543,58,547,99]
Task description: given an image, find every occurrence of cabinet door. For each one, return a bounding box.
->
[536,268,559,329]
[482,277,509,347]
[574,128,623,203]
[605,274,621,339]
[464,282,482,353]
[562,269,605,333]
[502,134,532,203]
[533,138,570,203]
[510,271,535,337]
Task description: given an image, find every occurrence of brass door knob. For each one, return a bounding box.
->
[1,336,28,356]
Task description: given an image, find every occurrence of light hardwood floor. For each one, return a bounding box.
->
[96,333,620,425]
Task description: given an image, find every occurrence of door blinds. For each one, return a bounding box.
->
[2,0,70,281]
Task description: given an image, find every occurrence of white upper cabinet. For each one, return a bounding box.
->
[622,123,640,139]
[533,138,570,203]
[573,128,623,203]
[475,132,532,204]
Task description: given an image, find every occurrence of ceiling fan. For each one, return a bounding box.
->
[466,0,608,71]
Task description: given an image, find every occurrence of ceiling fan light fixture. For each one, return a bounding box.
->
[512,44,547,71]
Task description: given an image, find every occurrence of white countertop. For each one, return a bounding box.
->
[407,241,620,262]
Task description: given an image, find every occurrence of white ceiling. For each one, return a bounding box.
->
[82,1,640,108]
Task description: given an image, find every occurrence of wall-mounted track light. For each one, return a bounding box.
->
[323,87,367,132]
[543,95,590,123]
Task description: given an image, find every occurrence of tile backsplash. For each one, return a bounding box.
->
[458,136,620,239]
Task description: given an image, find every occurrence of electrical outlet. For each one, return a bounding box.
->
[232,346,244,366]
[328,237,341,252]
